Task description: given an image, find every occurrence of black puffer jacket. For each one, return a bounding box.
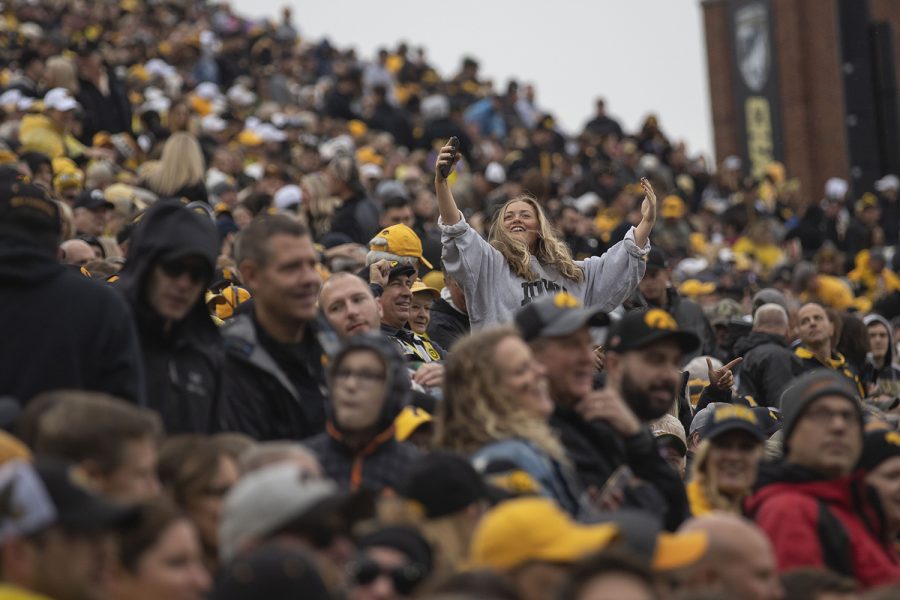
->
[0,232,144,407]
[734,331,799,407]
[117,200,223,434]
[305,334,421,494]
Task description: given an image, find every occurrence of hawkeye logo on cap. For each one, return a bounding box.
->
[553,291,581,309]
[713,404,758,425]
[644,308,677,331]
[886,432,900,447]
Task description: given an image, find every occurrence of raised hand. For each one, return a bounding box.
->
[434,138,459,183]
[707,357,743,391]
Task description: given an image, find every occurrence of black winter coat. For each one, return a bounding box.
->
[116,201,224,434]
[734,331,799,407]
[76,69,132,143]
[550,408,688,531]
[426,297,469,352]
[220,314,330,441]
[330,194,381,246]
[0,233,144,407]
[304,334,421,493]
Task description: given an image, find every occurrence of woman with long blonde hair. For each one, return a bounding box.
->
[435,139,656,329]
[434,326,585,515]
[143,132,208,202]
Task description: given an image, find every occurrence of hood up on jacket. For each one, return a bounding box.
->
[0,232,65,287]
[117,199,219,341]
[326,332,411,439]
[864,313,895,370]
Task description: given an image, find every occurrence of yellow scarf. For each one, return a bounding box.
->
[687,479,713,517]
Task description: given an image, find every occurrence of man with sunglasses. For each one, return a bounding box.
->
[347,526,433,600]
[745,369,900,588]
[117,200,224,434]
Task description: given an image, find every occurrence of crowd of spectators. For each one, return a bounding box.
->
[3,0,900,599]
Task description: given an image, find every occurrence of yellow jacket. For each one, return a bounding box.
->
[19,114,86,160]
[801,275,855,311]
[0,585,52,600]
[848,253,900,301]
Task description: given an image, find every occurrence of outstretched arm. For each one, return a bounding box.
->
[434,138,462,226]
[633,177,657,248]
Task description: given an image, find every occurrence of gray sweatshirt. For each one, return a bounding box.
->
[440,215,649,330]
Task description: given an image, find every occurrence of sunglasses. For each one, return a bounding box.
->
[160,260,209,283]
[349,558,427,595]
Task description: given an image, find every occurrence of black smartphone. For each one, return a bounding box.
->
[440,136,460,178]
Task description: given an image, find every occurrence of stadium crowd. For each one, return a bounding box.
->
[3,0,900,598]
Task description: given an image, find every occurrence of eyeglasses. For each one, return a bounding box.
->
[333,369,386,385]
[349,558,427,595]
[160,260,209,283]
[803,407,861,426]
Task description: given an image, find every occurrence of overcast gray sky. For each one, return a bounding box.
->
[232,0,713,158]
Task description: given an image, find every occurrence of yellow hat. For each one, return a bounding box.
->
[238,129,263,147]
[0,149,18,165]
[53,170,84,192]
[394,406,433,441]
[207,285,251,320]
[855,192,879,214]
[51,157,78,174]
[369,224,433,269]
[421,270,444,291]
[410,281,440,299]
[661,195,686,219]
[469,497,619,571]
[348,119,368,138]
[678,279,716,298]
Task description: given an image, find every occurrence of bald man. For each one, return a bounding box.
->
[677,513,784,600]
[734,303,799,407]
[60,239,97,267]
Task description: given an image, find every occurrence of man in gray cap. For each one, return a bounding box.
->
[745,370,900,587]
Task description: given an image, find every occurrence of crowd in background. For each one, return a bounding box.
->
[3,0,900,599]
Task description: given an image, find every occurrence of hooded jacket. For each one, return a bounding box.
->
[734,331,799,407]
[745,462,900,588]
[863,314,900,399]
[116,201,223,433]
[0,232,144,406]
[304,334,421,494]
[220,312,332,441]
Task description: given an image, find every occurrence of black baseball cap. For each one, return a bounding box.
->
[74,189,114,211]
[211,542,331,600]
[606,308,700,354]
[858,430,900,471]
[515,292,609,342]
[645,248,668,271]
[399,451,489,519]
[704,404,766,443]
[0,180,61,236]
[751,407,783,437]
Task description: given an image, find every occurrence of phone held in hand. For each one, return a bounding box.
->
[440,136,460,178]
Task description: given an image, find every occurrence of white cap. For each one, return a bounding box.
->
[723,155,742,171]
[318,134,355,162]
[43,87,78,112]
[875,174,899,192]
[255,123,286,143]
[219,464,340,562]
[195,81,221,101]
[825,177,848,200]
[17,97,35,111]
[144,59,176,79]
[244,162,264,181]
[485,161,506,185]
[227,84,256,107]
[0,89,23,107]
[201,114,227,133]
[360,163,383,180]
[273,184,303,210]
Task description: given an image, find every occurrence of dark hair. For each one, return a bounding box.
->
[431,570,520,600]
[158,435,231,507]
[835,313,869,374]
[118,500,191,573]
[382,195,411,211]
[558,549,655,600]
[241,191,273,216]
[33,391,162,474]
[780,568,856,599]
[19,152,53,176]
[234,214,309,269]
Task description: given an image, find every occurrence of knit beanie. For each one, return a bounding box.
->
[779,369,862,448]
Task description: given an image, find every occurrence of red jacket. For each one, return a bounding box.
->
[745,464,900,589]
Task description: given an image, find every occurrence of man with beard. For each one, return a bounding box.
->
[518,296,696,530]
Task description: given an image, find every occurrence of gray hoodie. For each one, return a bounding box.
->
[863,313,900,399]
[440,215,649,330]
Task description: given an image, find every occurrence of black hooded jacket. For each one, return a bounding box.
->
[116,201,223,434]
[734,331,799,407]
[0,232,144,406]
[426,296,470,351]
[305,334,421,494]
